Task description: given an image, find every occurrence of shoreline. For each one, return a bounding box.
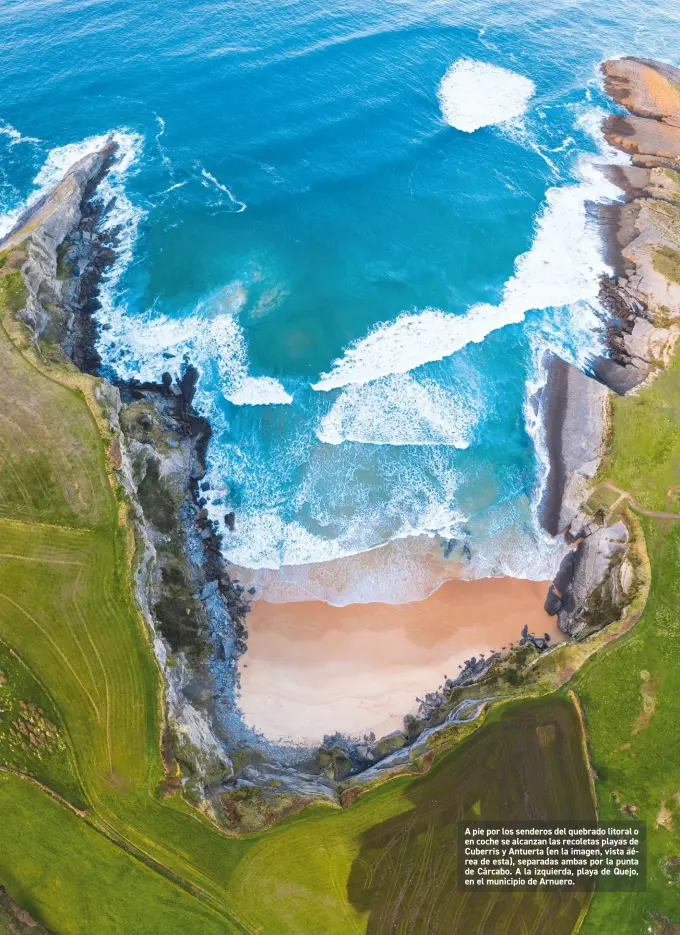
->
[238,577,556,745]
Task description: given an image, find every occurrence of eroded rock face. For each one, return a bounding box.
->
[556,522,631,636]
[602,57,680,126]
[543,57,680,636]
[604,115,680,169]
[2,140,119,367]
[0,141,246,806]
[594,60,680,396]
[540,357,608,536]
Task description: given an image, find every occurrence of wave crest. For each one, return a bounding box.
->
[313,144,623,393]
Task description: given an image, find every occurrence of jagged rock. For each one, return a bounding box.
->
[165,663,233,785]
[0,139,119,370]
[317,745,352,782]
[544,586,563,616]
[604,114,680,170]
[554,550,576,593]
[557,521,629,636]
[240,763,335,801]
[199,580,219,601]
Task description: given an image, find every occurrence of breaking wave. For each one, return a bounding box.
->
[313,142,623,394]
[100,282,292,405]
[317,372,480,447]
[0,120,40,148]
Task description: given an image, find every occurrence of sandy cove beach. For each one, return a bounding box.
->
[238,577,559,745]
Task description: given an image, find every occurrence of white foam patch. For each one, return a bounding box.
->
[0,127,145,283]
[0,130,268,411]
[0,130,145,306]
[0,121,40,147]
[317,373,478,447]
[313,150,623,393]
[227,376,293,406]
[101,283,292,407]
[437,59,535,133]
[238,535,462,605]
[216,447,465,573]
[200,167,247,212]
[519,104,630,538]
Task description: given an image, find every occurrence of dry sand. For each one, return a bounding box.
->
[238,577,559,745]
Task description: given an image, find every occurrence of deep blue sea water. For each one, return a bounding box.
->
[1,0,679,604]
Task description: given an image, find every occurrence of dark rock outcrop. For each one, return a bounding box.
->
[1,139,119,371]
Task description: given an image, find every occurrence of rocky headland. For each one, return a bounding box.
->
[1,54,677,830]
[542,56,680,636]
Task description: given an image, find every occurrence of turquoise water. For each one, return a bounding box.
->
[1,0,678,603]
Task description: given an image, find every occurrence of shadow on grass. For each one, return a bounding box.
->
[348,696,595,935]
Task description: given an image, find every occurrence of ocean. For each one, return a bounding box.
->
[1,0,678,607]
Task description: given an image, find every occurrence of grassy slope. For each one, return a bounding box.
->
[604,351,680,512]
[0,264,600,935]
[0,270,412,933]
[577,356,680,932]
[0,772,230,935]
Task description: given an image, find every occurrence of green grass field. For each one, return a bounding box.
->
[603,350,680,513]
[347,697,594,935]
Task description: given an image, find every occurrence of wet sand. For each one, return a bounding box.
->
[238,577,559,745]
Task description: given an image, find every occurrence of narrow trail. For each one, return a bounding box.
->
[602,481,680,520]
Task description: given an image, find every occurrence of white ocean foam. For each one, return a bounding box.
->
[200,167,247,212]
[153,114,173,171]
[227,376,293,406]
[313,147,623,394]
[220,498,464,574]
[0,128,144,256]
[500,118,561,176]
[240,535,460,605]
[516,104,629,540]
[12,135,283,408]
[0,121,40,147]
[463,509,564,582]
[317,372,478,447]
[437,59,535,133]
[212,438,466,574]
[101,282,292,406]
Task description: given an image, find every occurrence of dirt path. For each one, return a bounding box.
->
[603,481,680,520]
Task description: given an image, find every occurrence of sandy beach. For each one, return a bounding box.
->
[238,577,559,745]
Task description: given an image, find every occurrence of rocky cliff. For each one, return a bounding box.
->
[0,141,248,802]
[543,56,680,636]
